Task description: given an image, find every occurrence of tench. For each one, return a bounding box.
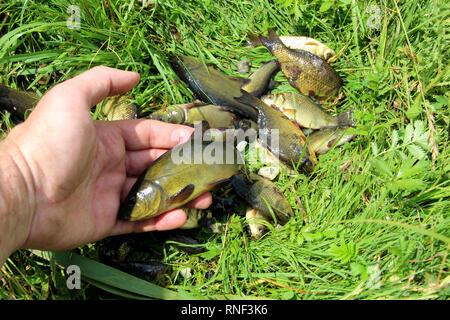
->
[170,55,259,120]
[231,172,294,225]
[261,91,354,129]
[118,138,243,221]
[241,60,280,97]
[258,29,342,100]
[308,127,356,154]
[235,90,318,170]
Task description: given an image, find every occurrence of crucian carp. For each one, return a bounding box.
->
[258,28,342,100]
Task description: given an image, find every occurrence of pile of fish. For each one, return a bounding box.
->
[0,29,356,240]
[119,29,356,239]
[0,29,357,280]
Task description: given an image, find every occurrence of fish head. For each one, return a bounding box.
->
[118,179,163,221]
[260,93,276,106]
[150,110,170,122]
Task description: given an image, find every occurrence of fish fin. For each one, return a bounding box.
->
[246,31,262,47]
[230,174,251,198]
[233,89,261,110]
[229,75,248,86]
[206,178,231,189]
[267,79,280,90]
[240,78,251,88]
[337,109,355,127]
[258,29,285,53]
[167,184,195,205]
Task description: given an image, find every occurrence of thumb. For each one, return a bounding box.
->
[39,66,140,112]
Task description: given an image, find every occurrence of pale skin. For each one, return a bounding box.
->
[0,66,212,265]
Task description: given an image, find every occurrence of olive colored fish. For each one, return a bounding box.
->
[0,84,39,120]
[261,91,354,129]
[248,32,337,62]
[102,95,137,121]
[170,55,259,120]
[241,60,280,97]
[308,127,356,154]
[231,172,293,225]
[258,29,342,100]
[118,138,243,221]
[235,90,318,169]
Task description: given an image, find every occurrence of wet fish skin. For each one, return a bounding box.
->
[102,95,137,121]
[259,29,342,101]
[241,59,280,97]
[245,207,271,239]
[308,127,356,154]
[118,138,243,221]
[235,90,318,170]
[170,55,259,121]
[231,172,294,225]
[261,91,354,129]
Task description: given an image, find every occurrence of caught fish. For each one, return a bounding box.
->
[308,127,356,154]
[170,55,259,120]
[248,32,337,62]
[231,172,294,225]
[241,60,280,97]
[118,138,243,221]
[261,91,354,129]
[0,84,39,120]
[235,90,318,170]
[245,207,272,239]
[150,103,245,130]
[102,95,138,121]
[258,29,342,100]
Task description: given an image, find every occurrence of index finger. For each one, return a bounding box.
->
[111,119,194,150]
[66,65,140,107]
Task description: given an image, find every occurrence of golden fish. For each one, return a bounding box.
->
[258,29,342,100]
[247,32,337,62]
[261,91,354,129]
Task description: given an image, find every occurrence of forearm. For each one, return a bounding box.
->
[0,133,35,265]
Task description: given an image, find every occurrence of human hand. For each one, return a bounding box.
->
[1,66,212,252]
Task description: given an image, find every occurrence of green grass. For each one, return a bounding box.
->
[0,0,449,300]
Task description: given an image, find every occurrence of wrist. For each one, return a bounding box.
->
[0,131,36,264]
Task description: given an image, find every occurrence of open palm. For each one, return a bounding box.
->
[7,66,211,251]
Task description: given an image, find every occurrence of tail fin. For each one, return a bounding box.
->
[337,109,355,127]
[233,89,264,112]
[259,28,284,53]
[246,31,262,47]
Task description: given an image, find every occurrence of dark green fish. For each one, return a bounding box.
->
[170,55,259,120]
[231,172,293,225]
[235,90,318,170]
[118,138,243,221]
[241,60,280,97]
